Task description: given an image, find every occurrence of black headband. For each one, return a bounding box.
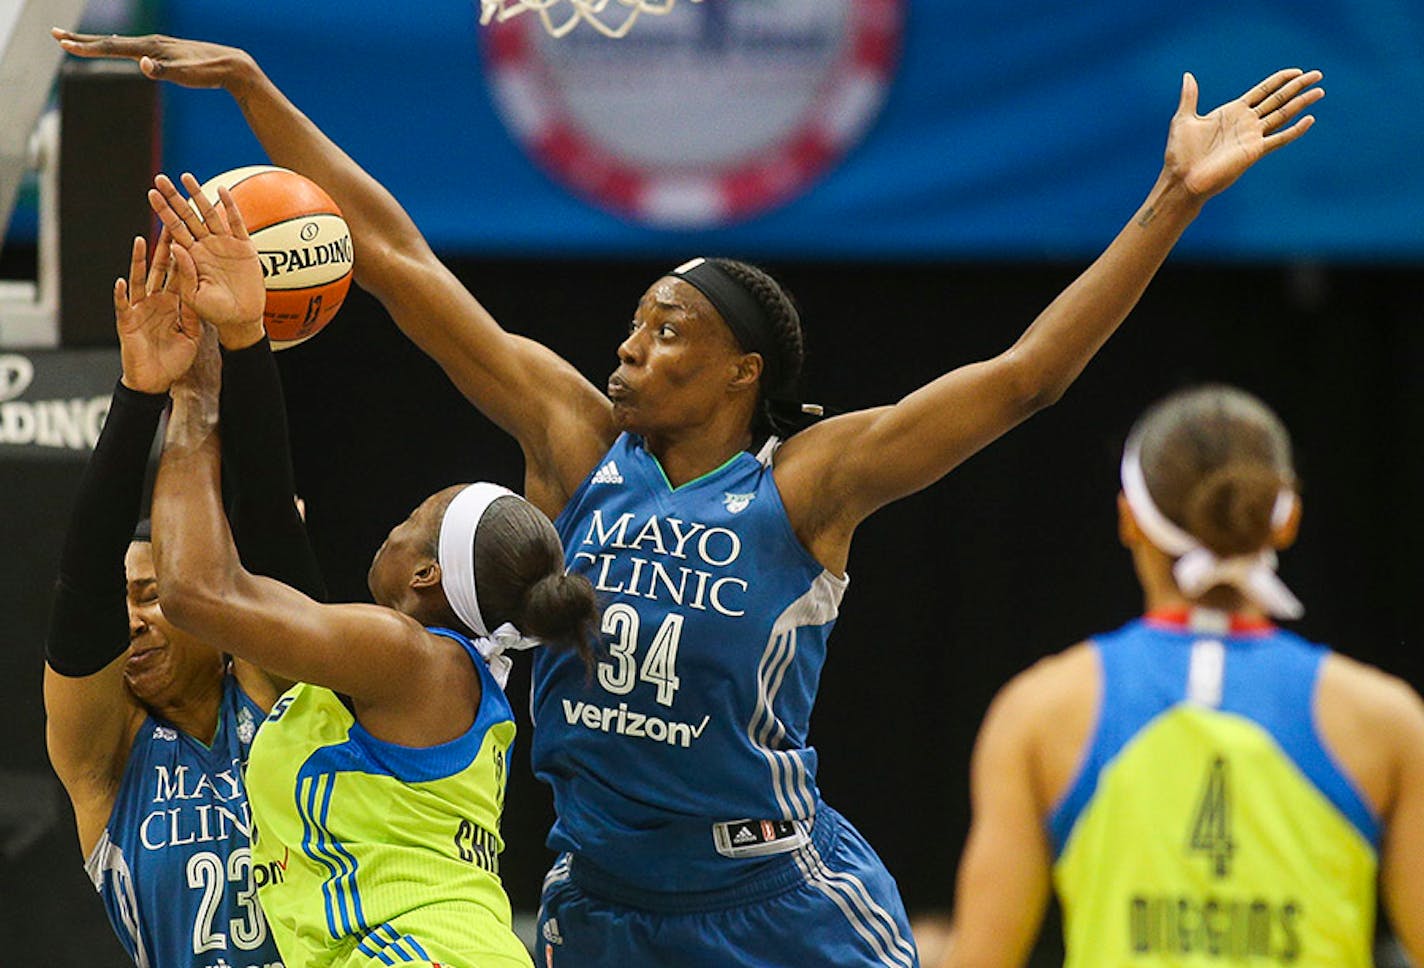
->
[670,258,782,390]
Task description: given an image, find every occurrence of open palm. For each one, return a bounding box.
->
[115,233,201,394]
[149,172,266,335]
[1166,68,1324,199]
[181,232,265,330]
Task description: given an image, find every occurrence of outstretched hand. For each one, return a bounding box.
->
[1165,68,1324,199]
[51,29,255,91]
[115,231,200,394]
[149,173,267,348]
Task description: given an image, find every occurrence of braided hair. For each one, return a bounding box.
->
[707,258,808,438]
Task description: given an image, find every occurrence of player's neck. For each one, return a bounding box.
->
[643,424,754,488]
[151,680,224,746]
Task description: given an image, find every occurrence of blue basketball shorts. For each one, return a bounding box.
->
[534,805,920,968]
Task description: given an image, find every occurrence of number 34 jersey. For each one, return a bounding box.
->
[535,433,847,893]
[86,674,284,968]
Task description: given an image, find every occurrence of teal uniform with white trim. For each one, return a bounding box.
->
[532,432,919,968]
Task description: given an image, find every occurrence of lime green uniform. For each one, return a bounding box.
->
[1049,614,1379,968]
[246,628,532,967]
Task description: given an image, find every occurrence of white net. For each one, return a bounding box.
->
[479,0,702,39]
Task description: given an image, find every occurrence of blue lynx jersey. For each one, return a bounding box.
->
[1050,614,1379,967]
[86,674,284,968]
[533,433,846,892]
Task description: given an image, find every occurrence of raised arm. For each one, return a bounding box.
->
[55,29,616,513]
[154,329,479,747]
[778,69,1323,569]
[149,188,480,747]
[42,233,198,854]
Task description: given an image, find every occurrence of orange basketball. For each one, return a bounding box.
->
[199,166,354,350]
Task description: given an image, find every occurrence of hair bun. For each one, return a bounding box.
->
[1182,461,1283,558]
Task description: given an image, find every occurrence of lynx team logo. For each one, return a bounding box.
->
[481,0,902,227]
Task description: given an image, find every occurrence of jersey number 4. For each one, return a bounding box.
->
[1187,755,1234,878]
[597,604,683,706]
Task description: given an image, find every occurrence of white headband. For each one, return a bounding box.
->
[1121,442,1303,620]
[437,483,541,688]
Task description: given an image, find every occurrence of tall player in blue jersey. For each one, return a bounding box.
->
[56,29,1326,967]
[42,225,322,967]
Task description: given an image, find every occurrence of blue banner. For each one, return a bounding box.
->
[136,1,1424,259]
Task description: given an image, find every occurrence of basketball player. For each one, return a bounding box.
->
[144,178,598,968]
[58,29,1325,967]
[42,224,322,966]
[939,386,1424,968]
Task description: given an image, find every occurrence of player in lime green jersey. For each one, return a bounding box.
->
[940,385,1424,968]
[142,174,598,968]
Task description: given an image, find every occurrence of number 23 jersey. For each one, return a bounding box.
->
[86,674,282,968]
[534,433,847,892]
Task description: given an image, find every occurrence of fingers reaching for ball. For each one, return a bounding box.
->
[146,171,267,343]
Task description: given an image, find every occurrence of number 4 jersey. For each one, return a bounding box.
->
[1050,612,1380,968]
[534,433,847,893]
[87,674,284,968]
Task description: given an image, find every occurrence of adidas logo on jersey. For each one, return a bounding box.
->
[152,725,177,741]
[591,461,624,485]
[732,824,759,845]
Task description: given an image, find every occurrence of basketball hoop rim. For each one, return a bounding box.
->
[478,0,703,40]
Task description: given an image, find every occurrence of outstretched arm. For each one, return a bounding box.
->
[149,193,479,746]
[55,30,616,514]
[779,69,1324,569]
[154,328,477,747]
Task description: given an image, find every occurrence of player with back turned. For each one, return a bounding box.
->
[940,386,1424,968]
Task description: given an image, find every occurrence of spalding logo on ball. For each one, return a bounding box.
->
[198,166,353,350]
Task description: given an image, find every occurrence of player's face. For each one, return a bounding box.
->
[367,487,457,611]
[122,541,225,708]
[609,278,746,436]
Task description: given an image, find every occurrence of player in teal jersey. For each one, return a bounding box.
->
[137,179,599,968]
[940,386,1424,968]
[57,27,1327,967]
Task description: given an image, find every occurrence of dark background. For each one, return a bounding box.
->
[4,245,1418,963]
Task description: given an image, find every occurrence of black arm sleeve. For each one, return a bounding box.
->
[44,381,167,677]
[220,337,327,602]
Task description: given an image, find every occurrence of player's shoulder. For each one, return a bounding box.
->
[985,642,1098,736]
[773,407,889,469]
[1320,652,1424,736]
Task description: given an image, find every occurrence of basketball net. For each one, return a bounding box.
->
[479,0,702,39]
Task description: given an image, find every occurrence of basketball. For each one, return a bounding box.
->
[198,165,353,350]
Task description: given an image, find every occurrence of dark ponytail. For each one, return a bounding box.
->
[474,497,597,669]
[519,571,597,664]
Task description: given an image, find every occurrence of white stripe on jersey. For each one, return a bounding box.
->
[86,829,150,968]
[748,570,848,820]
[794,841,916,968]
[542,855,572,895]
